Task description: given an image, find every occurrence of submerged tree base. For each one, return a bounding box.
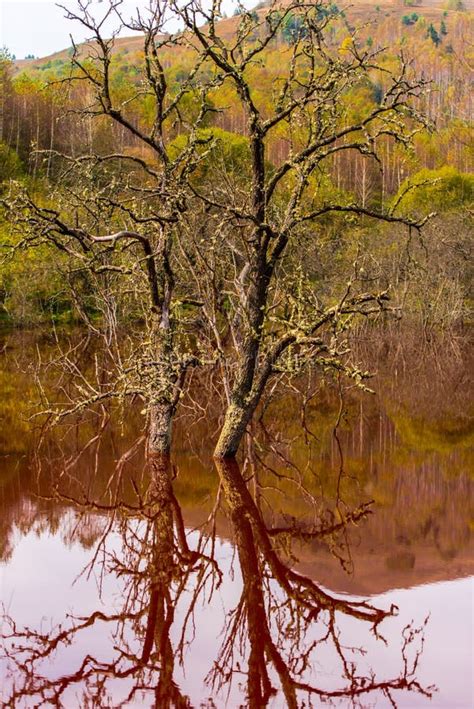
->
[147,403,173,456]
[213,402,253,459]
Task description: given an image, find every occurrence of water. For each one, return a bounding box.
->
[0,329,473,707]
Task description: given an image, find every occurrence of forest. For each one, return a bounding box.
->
[0,0,473,707]
[0,0,472,329]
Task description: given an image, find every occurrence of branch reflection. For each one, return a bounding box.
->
[2,453,219,707]
[213,457,431,707]
[1,449,433,707]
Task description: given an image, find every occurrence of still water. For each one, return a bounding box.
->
[0,330,473,707]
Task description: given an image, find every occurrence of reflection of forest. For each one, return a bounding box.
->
[1,329,473,593]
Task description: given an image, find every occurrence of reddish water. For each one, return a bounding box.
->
[0,330,473,707]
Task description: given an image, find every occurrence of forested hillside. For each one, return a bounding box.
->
[5,0,474,180]
[0,0,472,327]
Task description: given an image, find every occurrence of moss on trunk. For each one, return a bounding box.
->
[214,402,253,458]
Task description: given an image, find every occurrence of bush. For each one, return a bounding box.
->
[393,166,474,214]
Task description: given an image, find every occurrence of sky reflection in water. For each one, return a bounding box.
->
[1,510,472,707]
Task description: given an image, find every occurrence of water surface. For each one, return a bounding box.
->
[1,330,473,707]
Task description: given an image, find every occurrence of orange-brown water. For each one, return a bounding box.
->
[1,329,473,707]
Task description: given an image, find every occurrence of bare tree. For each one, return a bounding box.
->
[2,0,223,454]
[174,0,432,458]
[2,0,434,461]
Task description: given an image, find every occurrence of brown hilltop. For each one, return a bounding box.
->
[13,0,473,69]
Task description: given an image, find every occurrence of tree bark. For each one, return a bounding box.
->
[214,268,269,458]
[148,402,173,455]
[214,401,255,458]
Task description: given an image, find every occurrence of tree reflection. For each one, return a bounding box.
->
[1,453,219,707]
[212,458,432,707]
[1,451,433,707]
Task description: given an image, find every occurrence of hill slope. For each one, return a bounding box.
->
[14,0,474,69]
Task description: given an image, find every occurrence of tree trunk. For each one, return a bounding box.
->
[147,306,175,455]
[214,401,255,458]
[214,269,268,459]
[148,402,173,455]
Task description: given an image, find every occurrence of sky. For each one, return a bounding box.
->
[0,0,162,59]
[0,0,253,60]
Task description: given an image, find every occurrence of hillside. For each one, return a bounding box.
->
[6,0,472,183]
[14,0,474,70]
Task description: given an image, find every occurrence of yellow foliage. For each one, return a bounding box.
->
[338,37,353,54]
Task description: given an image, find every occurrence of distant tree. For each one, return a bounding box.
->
[0,143,23,184]
[427,23,441,45]
[0,50,13,144]
[393,167,474,213]
[281,13,307,43]
[0,47,14,62]
[402,13,419,25]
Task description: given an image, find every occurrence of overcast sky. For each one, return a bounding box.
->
[0,0,253,60]
[0,0,166,59]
